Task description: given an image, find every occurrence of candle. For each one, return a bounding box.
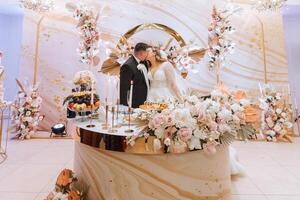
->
[91,80,94,106]
[295,98,298,110]
[112,77,118,106]
[288,83,291,96]
[129,80,133,108]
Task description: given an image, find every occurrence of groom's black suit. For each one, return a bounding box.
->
[120,55,149,108]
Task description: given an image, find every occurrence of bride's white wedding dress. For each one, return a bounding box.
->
[147,62,184,102]
[147,61,245,176]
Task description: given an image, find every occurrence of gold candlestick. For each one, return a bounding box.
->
[102,99,109,130]
[125,107,134,133]
[114,99,121,128]
[86,103,96,128]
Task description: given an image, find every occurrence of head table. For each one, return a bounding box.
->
[69,119,231,200]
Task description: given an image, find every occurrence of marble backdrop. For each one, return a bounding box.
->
[19,0,288,130]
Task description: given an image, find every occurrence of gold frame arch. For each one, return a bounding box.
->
[117,23,187,49]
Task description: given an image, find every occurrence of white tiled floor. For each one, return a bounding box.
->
[1,138,300,200]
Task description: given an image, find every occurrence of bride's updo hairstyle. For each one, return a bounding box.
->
[152,47,168,63]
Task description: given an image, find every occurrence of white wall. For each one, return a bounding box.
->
[283,5,300,109]
[0,5,23,101]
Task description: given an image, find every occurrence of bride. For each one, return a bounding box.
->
[146,47,245,176]
[146,47,185,102]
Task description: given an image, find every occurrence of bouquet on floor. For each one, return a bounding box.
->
[129,89,254,154]
[259,84,293,142]
[45,169,86,200]
[11,81,44,140]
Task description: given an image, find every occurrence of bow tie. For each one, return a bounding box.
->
[139,60,147,65]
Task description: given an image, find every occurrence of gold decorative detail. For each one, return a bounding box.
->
[117,23,186,48]
[33,16,46,85]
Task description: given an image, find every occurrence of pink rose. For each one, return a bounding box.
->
[150,114,166,129]
[198,110,206,122]
[178,127,192,142]
[208,121,218,131]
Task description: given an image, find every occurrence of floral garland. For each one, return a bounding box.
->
[207,5,237,70]
[73,4,100,66]
[45,169,85,200]
[12,85,44,140]
[259,85,293,142]
[130,89,254,154]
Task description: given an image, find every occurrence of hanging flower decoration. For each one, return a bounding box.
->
[72,4,100,66]
[207,5,238,70]
[259,84,293,142]
[11,84,44,140]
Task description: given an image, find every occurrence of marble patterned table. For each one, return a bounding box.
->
[73,121,231,200]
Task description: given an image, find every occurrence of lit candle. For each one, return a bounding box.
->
[129,80,133,108]
[91,80,94,107]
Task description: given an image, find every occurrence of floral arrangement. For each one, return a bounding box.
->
[207,5,237,70]
[259,84,293,142]
[73,4,100,66]
[130,89,254,154]
[12,84,44,140]
[45,169,85,200]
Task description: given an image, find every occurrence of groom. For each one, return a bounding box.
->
[120,42,150,108]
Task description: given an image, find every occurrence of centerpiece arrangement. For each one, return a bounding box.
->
[128,89,256,154]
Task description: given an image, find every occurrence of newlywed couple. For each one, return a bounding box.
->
[119,42,245,176]
[120,42,184,107]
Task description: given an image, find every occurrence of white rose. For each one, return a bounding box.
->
[211,90,223,99]
[281,112,287,118]
[164,138,171,146]
[265,130,276,136]
[231,103,242,113]
[193,129,206,140]
[218,124,231,134]
[154,127,165,139]
[274,123,282,132]
[284,121,293,129]
[276,108,282,114]
[188,136,201,150]
[218,109,232,121]
[266,117,274,128]
[232,115,240,124]
[259,100,269,110]
[210,101,221,113]
[240,99,250,106]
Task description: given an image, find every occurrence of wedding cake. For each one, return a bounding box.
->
[0,52,4,103]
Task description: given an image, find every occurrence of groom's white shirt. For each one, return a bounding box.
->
[133,55,150,94]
